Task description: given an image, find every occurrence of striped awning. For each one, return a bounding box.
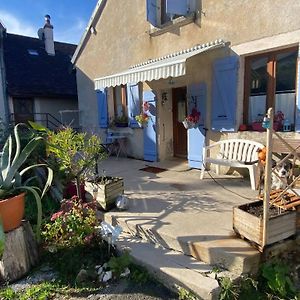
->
[94,39,226,89]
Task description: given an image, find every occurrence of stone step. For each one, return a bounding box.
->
[116,233,221,300]
[105,214,261,275]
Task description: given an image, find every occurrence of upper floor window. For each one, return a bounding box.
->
[146,0,196,28]
[243,47,298,130]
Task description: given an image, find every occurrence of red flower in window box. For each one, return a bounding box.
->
[183,108,201,129]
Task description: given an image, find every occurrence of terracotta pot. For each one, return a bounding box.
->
[64,182,86,200]
[0,192,25,232]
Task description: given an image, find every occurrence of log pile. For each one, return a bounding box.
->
[0,221,39,283]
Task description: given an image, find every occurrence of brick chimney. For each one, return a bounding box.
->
[43,14,55,55]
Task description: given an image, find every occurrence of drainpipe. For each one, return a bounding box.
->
[0,26,9,125]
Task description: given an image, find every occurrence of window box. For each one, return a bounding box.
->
[149,13,196,37]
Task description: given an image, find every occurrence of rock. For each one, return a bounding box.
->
[0,221,39,283]
[76,269,89,284]
[120,267,130,278]
[102,271,112,282]
[102,263,108,269]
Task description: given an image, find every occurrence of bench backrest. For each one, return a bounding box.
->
[217,139,264,163]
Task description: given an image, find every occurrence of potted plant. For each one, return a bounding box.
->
[114,115,128,127]
[0,124,53,241]
[182,108,201,129]
[46,127,106,200]
[135,113,149,127]
[85,175,124,210]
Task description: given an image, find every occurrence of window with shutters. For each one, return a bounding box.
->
[146,0,196,34]
[113,85,127,118]
[243,47,298,130]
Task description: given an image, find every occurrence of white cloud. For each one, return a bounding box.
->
[0,10,36,37]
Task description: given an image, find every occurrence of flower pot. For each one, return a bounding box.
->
[182,120,197,129]
[85,176,124,210]
[233,200,297,251]
[115,122,128,128]
[64,182,86,201]
[0,192,25,232]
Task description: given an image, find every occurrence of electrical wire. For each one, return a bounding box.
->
[203,165,255,201]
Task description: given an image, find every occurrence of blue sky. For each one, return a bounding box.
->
[0,0,98,44]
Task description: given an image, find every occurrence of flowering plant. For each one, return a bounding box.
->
[182,108,201,129]
[135,113,149,126]
[274,111,284,123]
[42,196,99,250]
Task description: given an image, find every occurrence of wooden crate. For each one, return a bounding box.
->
[233,201,297,251]
[86,177,124,210]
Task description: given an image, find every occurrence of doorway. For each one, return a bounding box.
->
[13,98,34,124]
[172,87,187,158]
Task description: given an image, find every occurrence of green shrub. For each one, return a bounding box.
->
[260,260,297,299]
[41,197,99,250]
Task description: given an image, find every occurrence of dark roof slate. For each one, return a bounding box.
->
[4,33,77,98]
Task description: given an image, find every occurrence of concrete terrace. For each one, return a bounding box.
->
[99,157,261,275]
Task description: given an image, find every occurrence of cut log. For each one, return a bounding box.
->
[0,221,39,283]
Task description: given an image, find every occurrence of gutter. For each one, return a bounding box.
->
[0,27,9,124]
[71,0,106,65]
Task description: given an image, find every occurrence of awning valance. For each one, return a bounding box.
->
[94,39,226,89]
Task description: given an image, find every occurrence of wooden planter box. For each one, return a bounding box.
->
[85,176,124,210]
[233,201,297,250]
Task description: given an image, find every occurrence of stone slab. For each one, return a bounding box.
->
[116,233,220,300]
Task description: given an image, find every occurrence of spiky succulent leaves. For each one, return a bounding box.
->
[0,135,12,183]
[28,121,49,133]
[2,135,43,191]
[0,221,4,259]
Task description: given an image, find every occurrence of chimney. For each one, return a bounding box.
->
[43,14,55,55]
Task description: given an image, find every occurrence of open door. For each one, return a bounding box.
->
[187,83,207,169]
[172,87,187,158]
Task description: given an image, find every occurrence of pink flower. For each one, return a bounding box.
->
[50,211,63,221]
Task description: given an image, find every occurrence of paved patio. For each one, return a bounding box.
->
[99,157,261,274]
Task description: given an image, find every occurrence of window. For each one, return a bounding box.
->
[28,49,39,56]
[113,85,127,118]
[243,47,298,128]
[147,0,196,28]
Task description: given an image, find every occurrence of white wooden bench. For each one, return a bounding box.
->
[200,139,264,190]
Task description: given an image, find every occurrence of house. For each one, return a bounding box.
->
[72,0,300,168]
[0,15,78,130]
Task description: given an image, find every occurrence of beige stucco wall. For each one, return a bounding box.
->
[74,0,300,161]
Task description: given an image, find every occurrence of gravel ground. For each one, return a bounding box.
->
[9,267,178,300]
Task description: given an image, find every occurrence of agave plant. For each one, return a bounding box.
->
[0,124,53,242]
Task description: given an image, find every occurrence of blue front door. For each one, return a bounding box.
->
[187,83,207,169]
[143,90,157,162]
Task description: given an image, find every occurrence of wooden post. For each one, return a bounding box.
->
[262,107,273,249]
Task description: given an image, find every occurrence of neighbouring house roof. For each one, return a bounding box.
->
[4,33,77,98]
[71,0,105,65]
[95,39,227,89]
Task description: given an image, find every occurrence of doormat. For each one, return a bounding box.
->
[139,166,167,174]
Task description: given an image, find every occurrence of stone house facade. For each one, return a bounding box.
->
[72,0,300,167]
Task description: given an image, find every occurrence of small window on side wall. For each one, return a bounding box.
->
[146,0,195,27]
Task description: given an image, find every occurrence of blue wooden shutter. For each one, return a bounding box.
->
[97,88,108,128]
[146,0,158,27]
[295,57,300,131]
[127,83,140,128]
[211,56,239,132]
[166,0,188,16]
[187,83,206,169]
[143,90,157,162]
